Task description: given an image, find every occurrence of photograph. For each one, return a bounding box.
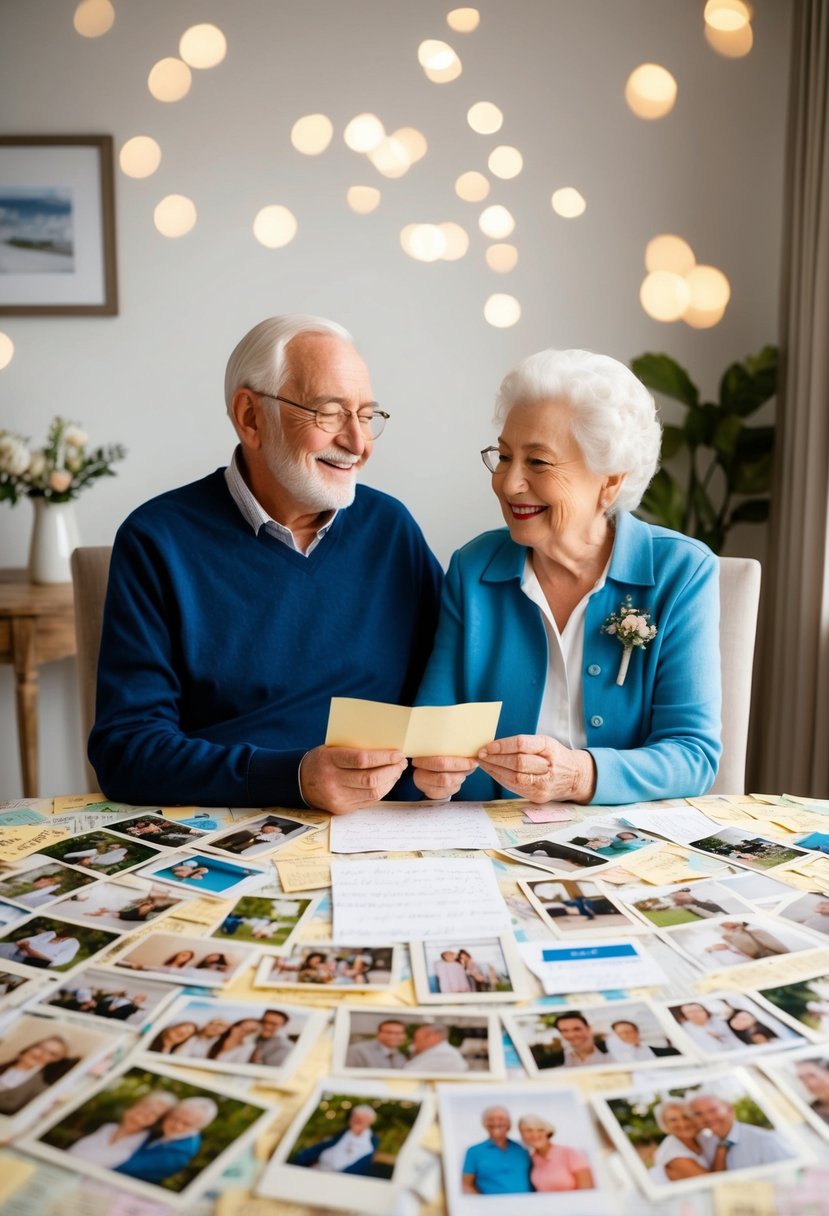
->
[498,837,609,876]
[594,1068,802,1198]
[776,890,829,938]
[0,901,28,929]
[411,936,524,1004]
[760,1047,829,1143]
[24,1063,270,1208]
[619,879,755,929]
[547,818,657,861]
[502,1001,686,1076]
[110,931,256,988]
[256,944,399,991]
[755,972,829,1039]
[0,858,99,908]
[107,815,210,851]
[39,830,162,877]
[663,992,804,1058]
[0,1011,118,1134]
[0,914,119,975]
[31,965,179,1030]
[687,828,810,872]
[210,893,320,951]
[438,1082,605,1214]
[520,877,638,936]
[334,1007,503,1079]
[0,964,36,1008]
[137,852,269,900]
[662,913,822,974]
[256,1078,433,1215]
[138,996,328,1080]
[199,813,319,858]
[49,878,187,934]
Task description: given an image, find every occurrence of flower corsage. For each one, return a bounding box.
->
[601,595,658,686]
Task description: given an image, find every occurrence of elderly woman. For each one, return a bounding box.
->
[650,1099,726,1183]
[67,1090,177,1168]
[115,1096,218,1182]
[517,1114,594,1191]
[414,349,721,805]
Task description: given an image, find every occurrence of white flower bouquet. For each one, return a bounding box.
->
[601,594,658,686]
[0,417,125,505]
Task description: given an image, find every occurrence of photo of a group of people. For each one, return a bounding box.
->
[33,966,176,1029]
[0,914,119,974]
[211,893,318,951]
[139,853,269,900]
[199,813,319,858]
[111,932,255,987]
[106,814,209,851]
[520,877,638,936]
[334,1008,502,1078]
[256,944,397,990]
[687,828,810,872]
[664,993,803,1057]
[49,879,185,933]
[664,913,821,974]
[411,936,522,1004]
[0,858,98,908]
[620,879,755,928]
[503,1002,686,1076]
[39,830,162,876]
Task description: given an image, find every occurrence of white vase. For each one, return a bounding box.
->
[28,497,80,584]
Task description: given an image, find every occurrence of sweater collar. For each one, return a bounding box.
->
[481,512,655,588]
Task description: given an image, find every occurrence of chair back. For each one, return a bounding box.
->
[70,545,112,791]
[709,556,762,795]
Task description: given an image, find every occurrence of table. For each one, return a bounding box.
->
[0,570,76,797]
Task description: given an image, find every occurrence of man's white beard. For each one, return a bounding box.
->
[264,437,358,513]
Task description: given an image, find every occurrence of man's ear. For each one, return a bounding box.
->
[230,387,264,450]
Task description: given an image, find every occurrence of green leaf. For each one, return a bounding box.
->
[712,413,743,463]
[728,498,770,524]
[732,454,773,495]
[684,403,719,447]
[719,346,778,416]
[691,482,717,530]
[640,468,686,532]
[735,425,775,459]
[660,424,684,459]
[631,354,699,408]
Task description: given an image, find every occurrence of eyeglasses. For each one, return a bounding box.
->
[480,446,556,475]
[255,391,389,438]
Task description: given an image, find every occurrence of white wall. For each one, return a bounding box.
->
[0,0,791,798]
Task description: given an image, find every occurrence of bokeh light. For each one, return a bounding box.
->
[400,224,447,262]
[645,233,696,275]
[347,186,381,214]
[551,187,586,218]
[488,145,523,179]
[455,171,490,201]
[368,136,410,178]
[392,128,428,164]
[418,39,462,82]
[344,113,385,153]
[253,205,298,249]
[704,0,751,31]
[705,22,754,56]
[119,136,162,179]
[485,243,518,272]
[179,23,227,68]
[467,101,503,134]
[683,265,731,327]
[479,205,515,239]
[0,333,14,370]
[153,195,197,237]
[624,64,678,119]
[640,270,692,322]
[438,222,470,260]
[484,294,521,327]
[73,0,114,37]
[447,8,480,32]
[148,58,192,102]
[291,114,334,155]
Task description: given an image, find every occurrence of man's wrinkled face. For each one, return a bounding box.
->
[689,1096,733,1139]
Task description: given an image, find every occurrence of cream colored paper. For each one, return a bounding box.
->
[274,856,333,892]
[615,846,726,885]
[696,946,829,993]
[0,824,68,862]
[713,1181,777,1216]
[51,793,106,813]
[0,1154,34,1205]
[325,696,501,757]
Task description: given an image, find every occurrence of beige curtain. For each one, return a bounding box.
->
[752,0,829,797]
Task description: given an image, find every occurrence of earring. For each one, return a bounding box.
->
[600,497,609,507]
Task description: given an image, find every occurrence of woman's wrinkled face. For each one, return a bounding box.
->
[661,1105,697,1139]
[121,1094,174,1133]
[519,1123,552,1151]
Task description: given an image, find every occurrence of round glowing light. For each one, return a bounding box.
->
[153,194,197,238]
[368,136,410,178]
[344,113,385,153]
[148,57,192,103]
[347,186,381,214]
[484,293,521,327]
[488,145,523,179]
[704,22,754,56]
[640,271,692,322]
[455,171,490,202]
[645,233,696,275]
[438,222,469,261]
[479,204,515,239]
[684,301,728,329]
[417,39,462,82]
[0,332,14,370]
[485,243,518,273]
[684,265,731,322]
[624,63,678,120]
[73,0,114,37]
[704,0,751,32]
[400,224,447,263]
[179,23,227,68]
[291,114,334,155]
[551,187,586,218]
[447,8,480,32]
[253,205,298,249]
[467,101,503,134]
[392,127,428,164]
[119,136,161,179]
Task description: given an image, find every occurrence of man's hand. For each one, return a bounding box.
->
[412,756,479,800]
[476,735,596,804]
[299,745,408,815]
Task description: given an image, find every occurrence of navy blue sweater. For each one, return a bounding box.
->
[89,471,443,807]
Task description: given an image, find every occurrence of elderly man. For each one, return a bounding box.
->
[462,1106,531,1195]
[687,1092,791,1168]
[89,315,442,813]
[403,1023,468,1073]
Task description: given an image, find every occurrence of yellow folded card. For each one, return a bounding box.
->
[325,697,502,758]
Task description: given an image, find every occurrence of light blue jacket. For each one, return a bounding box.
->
[417,512,722,804]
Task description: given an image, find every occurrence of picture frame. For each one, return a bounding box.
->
[660,991,804,1060]
[254,941,399,991]
[332,1006,503,1080]
[0,135,117,315]
[410,935,525,1004]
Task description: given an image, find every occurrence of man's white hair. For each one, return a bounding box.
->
[351,1104,378,1123]
[173,1096,219,1126]
[224,314,353,412]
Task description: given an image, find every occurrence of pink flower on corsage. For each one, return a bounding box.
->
[601,594,658,686]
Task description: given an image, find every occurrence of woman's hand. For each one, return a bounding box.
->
[412,756,479,800]
[476,735,596,803]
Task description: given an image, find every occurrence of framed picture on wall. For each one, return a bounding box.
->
[0,135,117,315]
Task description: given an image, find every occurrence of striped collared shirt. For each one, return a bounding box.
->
[224,446,336,556]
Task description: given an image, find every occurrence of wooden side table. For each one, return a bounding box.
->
[0,570,76,797]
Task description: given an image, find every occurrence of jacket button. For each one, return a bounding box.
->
[587,664,601,676]
[590,715,604,728]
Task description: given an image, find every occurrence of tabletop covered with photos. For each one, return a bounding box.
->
[1,795,829,1215]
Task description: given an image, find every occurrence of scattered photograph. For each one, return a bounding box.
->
[107,814,210,850]
[438,1082,605,1214]
[761,1047,829,1142]
[0,900,28,928]
[110,932,256,988]
[497,838,609,876]
[24,1062,271,1208]
[0,963,36,1008]
[594,1068,802,1197]
[0,914,119,975]
[663,993,804,1058]
[0,1011,117,1135]
[687,828,810,872]
[199,813,318,858]
[520,877,638,936]
[256,1078,433,1215]
[256,944,399,992]
[755,971,829,1039]
[138,996,328,1080]
[49,878,187,934]
[619,879,755,929]
[716,871,798,907]
[210,892,320,951]
[663,914,822,974]
[0,858,98,908]
[411,936,523,1004]
[776,890,829,938]
[39,830,162,876]
[31,965,179,1030]
[502,1001,685,1076]
[547,819,657,861]
[334,1007,503,1079]
[137,852,269,901]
